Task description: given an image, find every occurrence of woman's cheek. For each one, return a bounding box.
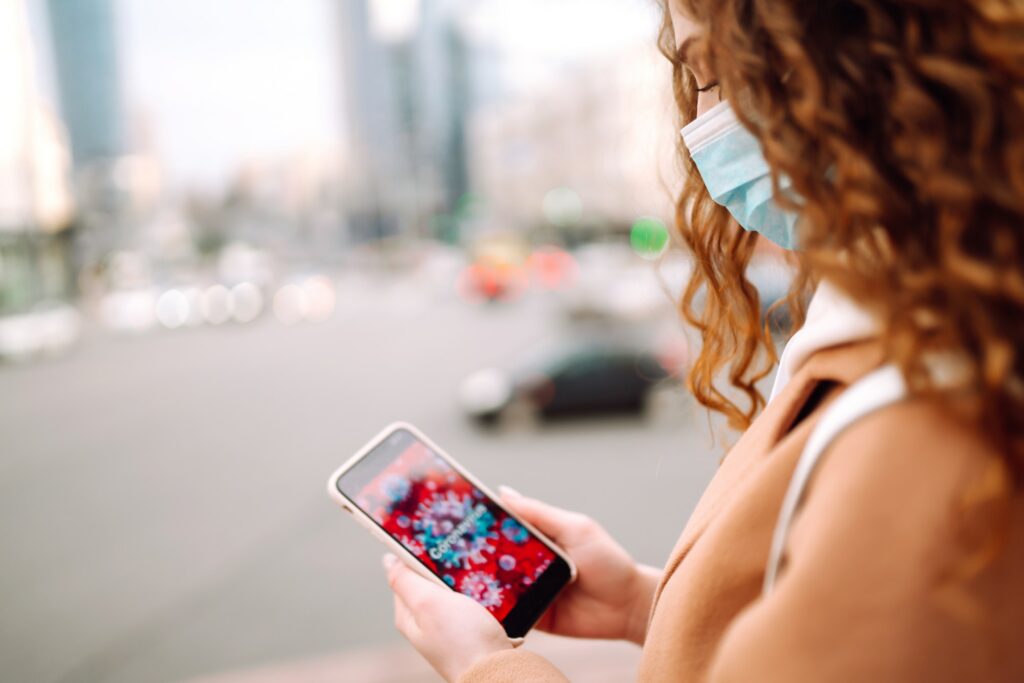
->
[697,89,722,116]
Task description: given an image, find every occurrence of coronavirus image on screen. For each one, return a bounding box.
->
[354,441,555,621]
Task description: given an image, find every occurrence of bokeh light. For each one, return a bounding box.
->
[456,261,528,304]
[230,282,264,323]
[182,287,204,327]
[542,187,583,227]
[630,217,670,259]
[273,284,307,325]
[303,276,337,323]
[155,289,190,329]
[526,246,578,290]
[200,284,233,325]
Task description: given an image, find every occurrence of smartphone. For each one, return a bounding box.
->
[327,422,576,639]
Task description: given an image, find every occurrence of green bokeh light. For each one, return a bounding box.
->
[630,217,669,258]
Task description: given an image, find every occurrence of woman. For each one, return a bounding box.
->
[382,0,1024,680]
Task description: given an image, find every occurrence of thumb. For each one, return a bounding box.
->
[497,486,587,545]
[385,553,443,613]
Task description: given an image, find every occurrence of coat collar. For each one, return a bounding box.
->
[648,340,885,613]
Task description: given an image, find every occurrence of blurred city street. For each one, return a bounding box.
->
[0,0,742,680]
[0,277,722,683]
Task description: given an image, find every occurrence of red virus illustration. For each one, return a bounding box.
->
[413,490,498,569]
[356,441,558,620]
[459,570,504,609]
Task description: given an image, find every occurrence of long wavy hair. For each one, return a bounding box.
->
[659,0,1024,484]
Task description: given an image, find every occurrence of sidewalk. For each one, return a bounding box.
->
[185,633,642,682]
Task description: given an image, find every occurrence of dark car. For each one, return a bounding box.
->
[459,336,686,425]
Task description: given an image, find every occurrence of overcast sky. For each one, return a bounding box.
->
[26,0,660,194]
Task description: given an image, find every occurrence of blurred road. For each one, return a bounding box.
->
[0,284,721,683]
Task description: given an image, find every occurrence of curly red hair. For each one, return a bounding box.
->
[659,0,1024,481]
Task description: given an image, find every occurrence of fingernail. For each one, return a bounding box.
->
[498,485,522,500]
[382,553,397,570]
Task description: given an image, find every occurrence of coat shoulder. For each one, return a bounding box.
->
[706,395,1024,683]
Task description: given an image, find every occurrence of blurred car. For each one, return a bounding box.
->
[0,303,81,361]
[456,233,532,303]
[459,333,687,425]
[457,258,528,303]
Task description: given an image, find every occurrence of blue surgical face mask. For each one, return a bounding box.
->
[681,101,800,250]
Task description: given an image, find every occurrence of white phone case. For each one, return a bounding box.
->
[326,421,577,640]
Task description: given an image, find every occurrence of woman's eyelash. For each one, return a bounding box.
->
[696,81,720,93]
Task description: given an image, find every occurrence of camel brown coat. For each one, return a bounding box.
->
[461,342,1024,682]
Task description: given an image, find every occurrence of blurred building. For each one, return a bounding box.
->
[205,148,345,261]
[0,0,75,316]
[467,42,678,237]
[46,0,123,165]
[337,0,470,243]
[46,0,132,259]
[408,0,470,212]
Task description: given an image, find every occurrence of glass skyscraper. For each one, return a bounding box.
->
[46,0,124,167]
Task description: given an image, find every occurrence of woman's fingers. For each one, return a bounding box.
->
[393,592,421,641]
[386,555,423,641]
[382,553,514,681]
[384,553,437,614]
[497,486,590,545]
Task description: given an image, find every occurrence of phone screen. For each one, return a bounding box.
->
[335,427,571,635]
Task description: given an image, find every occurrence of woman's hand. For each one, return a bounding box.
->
[498,486,661,645]
[384,553,512,682]
[381,489,661,681]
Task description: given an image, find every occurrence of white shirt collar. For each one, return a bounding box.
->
[769,280,879,402]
